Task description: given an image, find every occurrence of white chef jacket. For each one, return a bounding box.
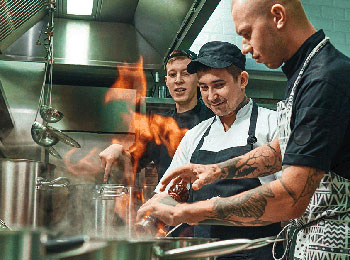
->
[156,99,281,192]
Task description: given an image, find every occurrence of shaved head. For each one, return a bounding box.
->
[231,0,306,23]
[231,0,315,68]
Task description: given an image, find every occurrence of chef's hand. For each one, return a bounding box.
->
[160,163,223,192]
[99,144,129,182]
[136,193,197,226]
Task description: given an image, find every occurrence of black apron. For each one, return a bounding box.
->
[190,102,281,259]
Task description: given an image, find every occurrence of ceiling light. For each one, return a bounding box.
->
[67,0,94,15]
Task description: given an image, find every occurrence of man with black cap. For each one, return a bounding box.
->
[137,41,281,259]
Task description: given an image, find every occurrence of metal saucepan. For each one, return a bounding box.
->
[44,236,283,260]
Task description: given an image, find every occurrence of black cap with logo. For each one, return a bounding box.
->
[187,41,246,74]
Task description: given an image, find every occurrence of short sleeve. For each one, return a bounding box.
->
[283,80,350,171]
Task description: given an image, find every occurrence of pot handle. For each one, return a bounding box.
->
[37,177,70,190]
[159,236,284,259]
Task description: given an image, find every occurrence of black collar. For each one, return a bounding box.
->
[282,30,325,80]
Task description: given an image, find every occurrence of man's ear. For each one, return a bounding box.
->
[164,75,168,84]
[271,4,287,29]
[240,71,249,89]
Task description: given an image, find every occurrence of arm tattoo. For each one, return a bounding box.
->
[279,167,324,205]
[208,184,275,225]
[198,219,275,226]
[218,143,281,179]
[159,196,179,207]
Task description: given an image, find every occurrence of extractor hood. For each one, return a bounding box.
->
[0,0,220,69]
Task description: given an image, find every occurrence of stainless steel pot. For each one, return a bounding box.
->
[0,158,68,229]
[64,184,139,239]
[44,236,282,260]
[154,237,217,260]
[0,229,46,260]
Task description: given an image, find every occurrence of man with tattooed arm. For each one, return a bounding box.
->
[138,41,282,260]
[138,0,350,259]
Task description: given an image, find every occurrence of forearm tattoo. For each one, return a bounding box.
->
[159,196,179,207]
[279,167,324,205]
[207,184,275,225]
[217,143,282,179]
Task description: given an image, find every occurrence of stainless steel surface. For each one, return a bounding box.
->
[0,0,48,52]
[0,158,56,228]
[0,229,45,260]
[0,79,14,140]
[1,1,220,69]
[63,184,138,239]
[155,237,217,260]
[161,236,281,259]
[0,60,45,160]
[45,236,283,260]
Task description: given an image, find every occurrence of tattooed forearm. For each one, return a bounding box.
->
[280,167,324,205]
[159,196,179,207]
[210,184,275,223]
[217,142,282,179]
[198,219,275,226]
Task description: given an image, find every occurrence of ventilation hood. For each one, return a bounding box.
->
[0,0,220,70]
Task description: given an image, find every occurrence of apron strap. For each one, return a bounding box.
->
[247,101,258,149]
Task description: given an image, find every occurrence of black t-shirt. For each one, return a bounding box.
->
[281,30,350,179]
[137,99,214,180]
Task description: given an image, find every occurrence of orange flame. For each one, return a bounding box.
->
[104,58,188,177]
[105,57,146,105]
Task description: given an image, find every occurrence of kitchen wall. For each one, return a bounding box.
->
[191,0,350,60]
[190,0,350,109]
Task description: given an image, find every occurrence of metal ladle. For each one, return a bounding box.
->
[31,121,80,148]
[40,104,63,123]
[31,121,59,147]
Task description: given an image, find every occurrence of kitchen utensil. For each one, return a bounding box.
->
[64,184,134,239]
[47,146,62,159]
[31,121,59,147]
[31,121,81,148]
[46,236,282,260]
[46,125,81,148]
[0,218,11,230]
[40,104,64,123]
[164,224,183,237]
[43,235,88,254]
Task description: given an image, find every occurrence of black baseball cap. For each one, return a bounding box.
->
[187,41,246,74]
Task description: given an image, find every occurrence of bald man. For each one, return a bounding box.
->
[137,1,350,259]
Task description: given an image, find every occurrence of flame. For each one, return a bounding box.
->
[104,58,189,177]
[105,57,146,105]
[65,147,101,176]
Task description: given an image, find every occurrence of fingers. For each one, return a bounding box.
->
[160,164,196,191]
[104,161,112,182]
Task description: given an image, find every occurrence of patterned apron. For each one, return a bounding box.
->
[274,37,350,260]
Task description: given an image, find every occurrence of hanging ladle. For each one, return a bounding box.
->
[31,121,59,147]
[40,104,63,123]
[31,121,80,148]
[39,40,63,123]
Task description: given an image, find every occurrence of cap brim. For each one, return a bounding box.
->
[187,57,233,74]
